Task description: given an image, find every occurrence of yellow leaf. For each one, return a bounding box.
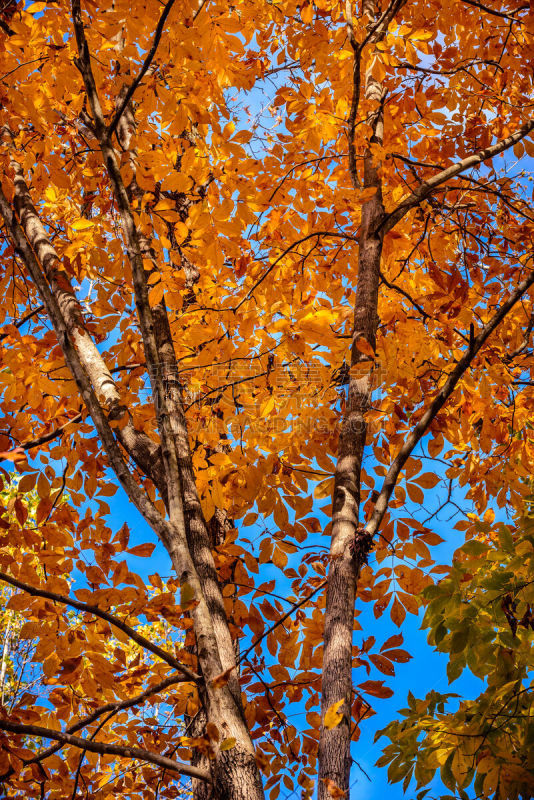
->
[71,218,94,231]
[220,737,236,751]
[314,476,334,499]
[409,29,432,40]
[260,395,275,417]
[180,582,195,608]
[223,121,236,138]
[26,1,46,11]
[324,699,344,729]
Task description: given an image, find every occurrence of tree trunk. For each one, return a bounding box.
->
[318,3,385,794]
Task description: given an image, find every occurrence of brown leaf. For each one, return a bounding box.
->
[369,653,395,676]
[357,680,394,699]
[128,542,156,557]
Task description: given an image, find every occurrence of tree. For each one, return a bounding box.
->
[0,0,533,797]
[378,515,534,800]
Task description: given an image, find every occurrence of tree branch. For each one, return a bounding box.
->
[365,263,534,538]
[0,304,44,342]
[459,0,528,20]
[0,674,188,784]
[234,232,356,311]
[380,119,534,235]
[237,580,326,666]
[0,181,189,569]
[0,570,199,681]
[0,718,210,783]
[24,672,187,767]
[107,0,177,139]
[72,0,190,538]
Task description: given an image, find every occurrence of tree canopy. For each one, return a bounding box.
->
[0,0,533,797]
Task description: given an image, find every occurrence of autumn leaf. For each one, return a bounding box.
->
[128,543,156,557]
[180,582,196,609]
[358,681,394,699]
[354,338,375,358]
[0,0,532,796]
[71,218,94,231]
[220,737,236,751]
[211,666,235,689]
[322,777,346,797]
[0,447,27,464]
[323,699,344,729]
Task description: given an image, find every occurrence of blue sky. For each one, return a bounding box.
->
[94,435,486,800]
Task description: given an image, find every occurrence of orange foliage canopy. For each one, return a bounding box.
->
[0,0,533,797]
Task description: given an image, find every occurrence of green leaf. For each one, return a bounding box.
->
[497,524,515,553]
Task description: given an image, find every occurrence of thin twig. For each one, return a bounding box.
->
[238,580,326,665]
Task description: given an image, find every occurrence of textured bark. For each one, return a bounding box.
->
[318,1,385,794]
[68,7,265,795]
[0,181,263,798]
[8,145,169,503]
[115,78,244,707]
[8,152,119,408]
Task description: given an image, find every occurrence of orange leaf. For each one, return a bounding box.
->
[354,338,375,358]
[211,666,234,689]
[0,447,27,464]
[128,543,156,557]
[390,597,406,626]
[416,472,440,489]
[322,778,346,798]
[357,680,394,699]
